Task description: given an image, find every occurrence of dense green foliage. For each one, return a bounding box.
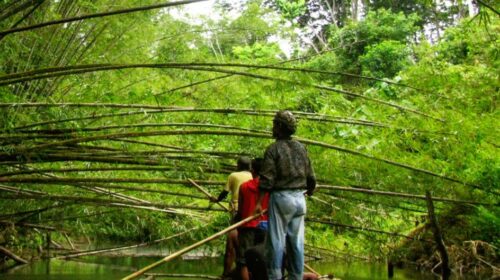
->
[0,0,498,276]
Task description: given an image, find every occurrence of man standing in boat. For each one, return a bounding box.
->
[212,156,253,277]
[255,110,316,280]
[235,157,269,280]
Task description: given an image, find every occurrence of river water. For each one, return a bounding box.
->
[1,255,439,280]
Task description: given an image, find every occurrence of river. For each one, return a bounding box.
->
[1,254,442,280]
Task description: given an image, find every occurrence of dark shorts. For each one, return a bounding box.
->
[236,227,265,265]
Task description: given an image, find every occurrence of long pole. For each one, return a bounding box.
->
[122,211,266,280]
[188,178,230,211]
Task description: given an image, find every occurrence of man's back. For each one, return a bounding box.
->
[225,170,252,211]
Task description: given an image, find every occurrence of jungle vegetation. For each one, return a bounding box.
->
[0,0,498,278]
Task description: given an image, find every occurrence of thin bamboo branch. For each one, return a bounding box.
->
[0,177,224,186]
[476,0,500,16]
[0,220,59,231]
[0,203,64,219]
[54,227,197,259]
[305,243,369,260]
[0,0,209,37]
[177,65,443,122]
[307,218,427,241]
[76,183,206,200]
[0,0,39,22]
[295,138,489,194]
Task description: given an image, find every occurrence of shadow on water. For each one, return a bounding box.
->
[1,255,479,280]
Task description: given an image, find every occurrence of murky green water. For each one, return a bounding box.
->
[1,254,441,280]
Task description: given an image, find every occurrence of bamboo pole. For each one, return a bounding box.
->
[122,211,267,280]
[304,263,322,278]
[188,178,229,211]
[0,0,208,37]
[6,107,380,132]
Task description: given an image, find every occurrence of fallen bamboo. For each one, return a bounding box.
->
[63,232,75,250]
[188,178,229,211]
[122,210,267,280]
[0,246,28,264]
[55,227,196,259]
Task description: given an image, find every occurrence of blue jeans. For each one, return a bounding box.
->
[266,190,306,280]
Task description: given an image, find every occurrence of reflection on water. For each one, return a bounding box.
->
[2,255,440,280]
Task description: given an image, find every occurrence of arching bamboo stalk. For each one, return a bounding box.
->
[0,104,387,129]
[0,0,208,37]
[4,107,383,132]
[325,192,428,213]
[2,129,483,193]
[0,193,226,212]
[317,185,497,206]
[0,166,216,178]
[295,137,489,194]
[305,244,369,260]
[307,218,429,241]
[0,62,419,91]
[0,177,224,186]
[0,64,440,121]
[177,65,444,122]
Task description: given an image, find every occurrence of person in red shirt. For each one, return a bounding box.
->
[235,158,269,280]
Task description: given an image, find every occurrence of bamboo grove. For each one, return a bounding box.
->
[0,0,499,277]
